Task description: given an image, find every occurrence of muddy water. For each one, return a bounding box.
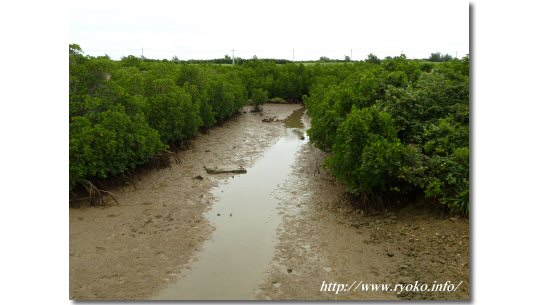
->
[154,107,307,300]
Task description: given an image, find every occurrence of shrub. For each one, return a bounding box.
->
[306,57,469,214]
[267,97,286,103]
[69,98,164,189]
[251,88,268,111]
[327,106,418,194]
[305,84,356,150]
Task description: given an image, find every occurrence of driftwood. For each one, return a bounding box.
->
[262,116,277,122]
[203,165,247,174]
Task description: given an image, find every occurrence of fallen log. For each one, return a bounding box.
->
[203,165,247,174]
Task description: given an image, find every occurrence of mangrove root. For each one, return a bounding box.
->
[76,180,119,206]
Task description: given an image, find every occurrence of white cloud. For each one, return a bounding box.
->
[70,0,469,60]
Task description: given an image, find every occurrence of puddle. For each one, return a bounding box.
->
[154,107,308,300]
[283,106,306,129]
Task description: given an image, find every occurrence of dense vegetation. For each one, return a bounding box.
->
[305,55,469,215]
[69,44,311,191]
[70,45,469,215]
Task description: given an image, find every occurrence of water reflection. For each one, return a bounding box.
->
[154,107,307,300]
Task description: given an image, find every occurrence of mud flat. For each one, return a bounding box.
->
[69,103,469,301]
[69,103,303,300]
[257,139,470,300]
[153,106,308,300]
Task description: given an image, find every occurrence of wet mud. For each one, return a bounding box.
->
[70,104,469,300]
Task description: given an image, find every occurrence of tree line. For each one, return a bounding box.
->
[305,54,469,215]
[70,44,469,214]
[69,44,311,191]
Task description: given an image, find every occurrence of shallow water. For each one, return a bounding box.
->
[154,107,307,300]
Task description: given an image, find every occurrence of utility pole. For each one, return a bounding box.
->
[141,47,144,59]
[351,49,353,61]
[293,48,295,62]
[232,48,235,65]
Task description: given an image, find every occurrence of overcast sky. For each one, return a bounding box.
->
[70,0,469,61]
